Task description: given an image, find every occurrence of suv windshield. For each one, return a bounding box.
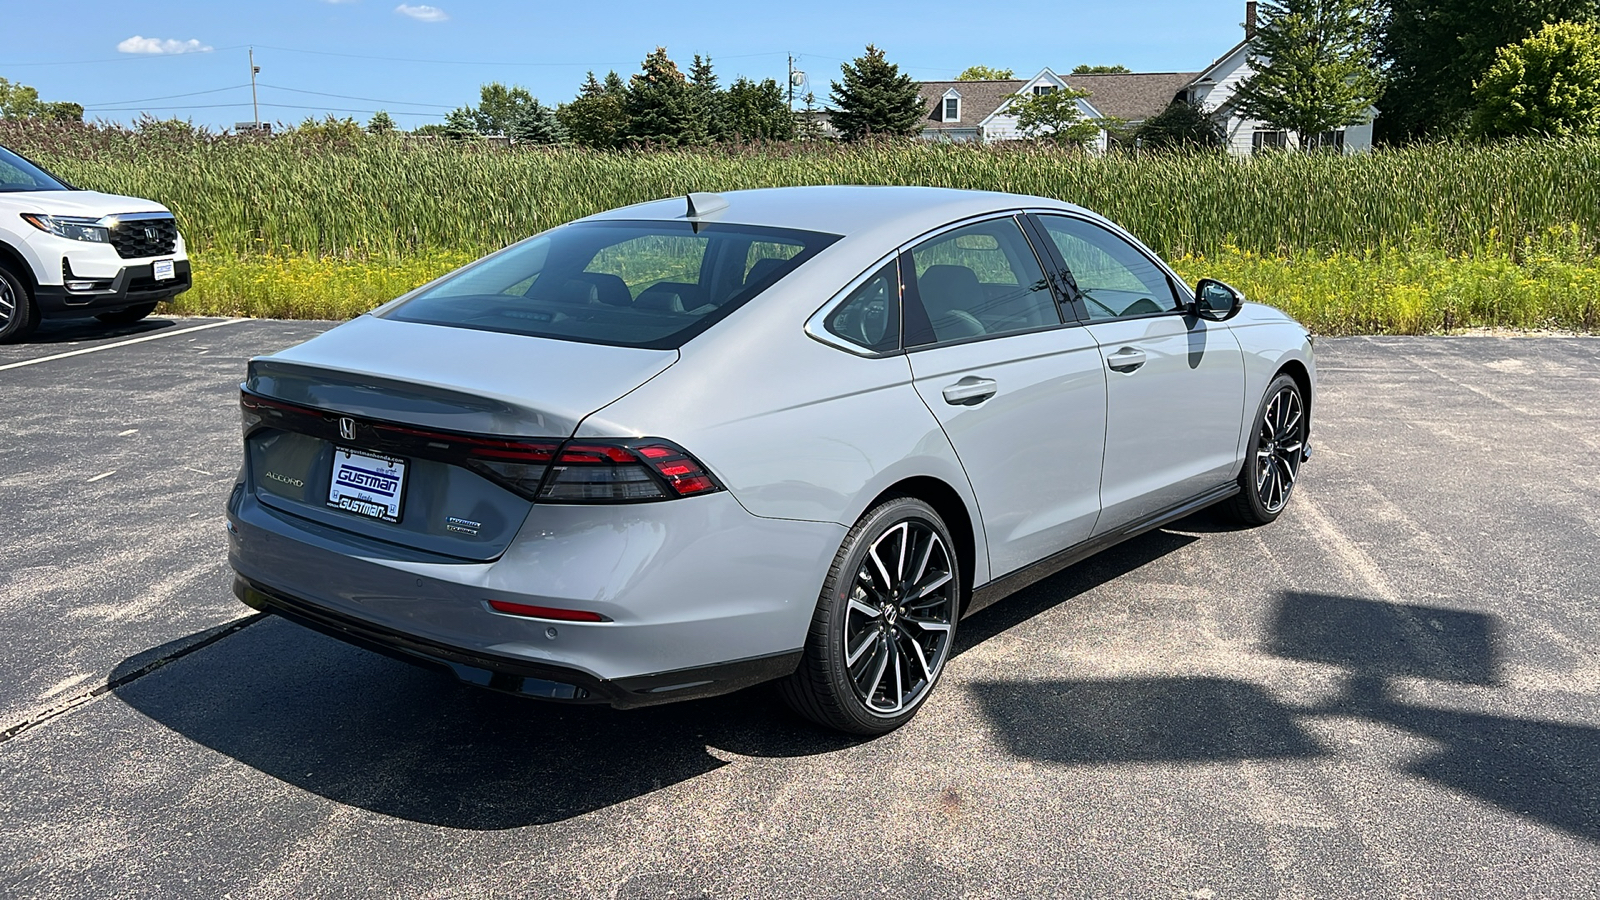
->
[0,146,69,192]
[382,220,839,349]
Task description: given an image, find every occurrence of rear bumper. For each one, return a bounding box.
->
[226,485,845,706]
[234,575,801,708]
[34,259,192,316]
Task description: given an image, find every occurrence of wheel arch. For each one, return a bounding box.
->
[0,241,38,293]
[1274,357,1313,427]
[863,475,979,617]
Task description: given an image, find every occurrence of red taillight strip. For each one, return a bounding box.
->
[486,600,608,622]
[241,390,723,502]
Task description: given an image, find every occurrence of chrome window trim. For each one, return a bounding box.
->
[803,248,906,358]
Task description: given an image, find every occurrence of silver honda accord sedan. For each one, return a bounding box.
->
[227,185,1314,734]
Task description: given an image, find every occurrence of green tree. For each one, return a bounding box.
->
[687,54,724,143]
[626,47,697,146]
[1006,85,1100,146]
[1134,99,1225,150]
[1232,0,1382,147]
[1379,0,1599,142]
[459,82,537,135]
[509,98,567,144]
[797,91,827,141]
[725,76,796,141]
[1071,64,1132,74]
[557,71,629,149]
[367,110,397,134]
[957,65,1015,80]
[0,77,82,122]
[830,45,926,140]
[1473,21,1600,138]
[442,107,480,140]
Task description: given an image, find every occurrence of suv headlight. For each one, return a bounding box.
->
[20,213,110,243]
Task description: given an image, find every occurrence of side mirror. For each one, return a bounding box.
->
[1192,278,1244,322]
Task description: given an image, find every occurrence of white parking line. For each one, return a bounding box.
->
[0,319,242,373]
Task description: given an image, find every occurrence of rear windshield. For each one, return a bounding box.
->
[0,146,69,192]
[382,220,840,349]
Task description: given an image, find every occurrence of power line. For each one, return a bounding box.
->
[0,46,248,67]
[255,82,454,109]
[86,101,439,117]
[81,83,253,109]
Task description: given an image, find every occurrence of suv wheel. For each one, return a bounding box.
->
[0,265,39,343]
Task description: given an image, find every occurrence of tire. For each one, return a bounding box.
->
[780,496,960,735]
[95,302,159,325]
[1225,374,1307,526]
[0,265,39,343]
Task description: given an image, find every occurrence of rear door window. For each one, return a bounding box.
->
[902,217,1061,346]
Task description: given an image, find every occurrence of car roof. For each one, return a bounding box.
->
[582,185,1088,239]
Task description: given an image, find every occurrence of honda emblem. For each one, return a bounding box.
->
[144,226,159,242]
[339,417,355,441]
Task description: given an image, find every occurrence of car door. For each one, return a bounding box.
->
[1031,213,1246,534]
[902,215,1108,578]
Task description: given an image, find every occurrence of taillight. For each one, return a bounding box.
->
[536,440,722,503]
[241,390,721,505]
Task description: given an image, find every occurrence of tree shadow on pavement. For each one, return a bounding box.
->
[110,617,857,830]
[971,590,1600,843]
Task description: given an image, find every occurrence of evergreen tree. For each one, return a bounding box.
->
[510,98,568,144]
[557,71,629,149]
[1379,0,1600,142]
[367,110,397,135]
[1233,0,1382,147]
[725,77,797,141]
[625,47,696,147]
[829,45,926,140]
[687,54,724,143]
[1133,100,1224,150]
[442,107,480,140]
[1473,21,1600,139]
[797,91,826,141]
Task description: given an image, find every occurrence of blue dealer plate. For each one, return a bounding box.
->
[153,258,175,280]
[327,447,407,523]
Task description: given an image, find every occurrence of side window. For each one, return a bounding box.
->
[1037,216,1178,321]
[823,262,899,354]
[904,218,1059,345]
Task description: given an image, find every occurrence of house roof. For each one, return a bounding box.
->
[916,80,1026,130]
[1060,72,1199,122]
[916,71,1199,132]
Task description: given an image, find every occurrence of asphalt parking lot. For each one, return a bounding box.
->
[1,316,1598,898]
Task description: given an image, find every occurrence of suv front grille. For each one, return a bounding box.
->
[108,216,178,259]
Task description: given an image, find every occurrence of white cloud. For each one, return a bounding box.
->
[395,4,448,21]
[116,36,214,55]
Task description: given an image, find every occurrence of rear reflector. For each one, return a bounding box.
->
[487,600,608,622]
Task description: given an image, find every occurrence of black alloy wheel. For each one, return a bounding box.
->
[0,266,38,343]
[1227,373,1306,525]
[781,497,959,735]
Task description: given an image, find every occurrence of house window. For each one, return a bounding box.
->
[1252,130,1288,153]
[944,97,960,121]
[1032,85,1056,96]
[1306,130,1345,151]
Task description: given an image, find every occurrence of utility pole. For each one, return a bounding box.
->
[249,47,261,130]
[787,54,795,109]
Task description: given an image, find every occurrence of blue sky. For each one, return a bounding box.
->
[5,0,1252,130]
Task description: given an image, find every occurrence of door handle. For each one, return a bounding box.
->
[942,376,997,406]
[1106,347,1147,373]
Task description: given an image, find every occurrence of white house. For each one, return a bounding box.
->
[1182,1,1377,155]
[911,2,1379,155]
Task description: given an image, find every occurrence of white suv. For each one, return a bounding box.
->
[0,143,191,342]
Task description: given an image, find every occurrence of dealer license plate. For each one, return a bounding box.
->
[153,258,175,281]
[327,448,407,523]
